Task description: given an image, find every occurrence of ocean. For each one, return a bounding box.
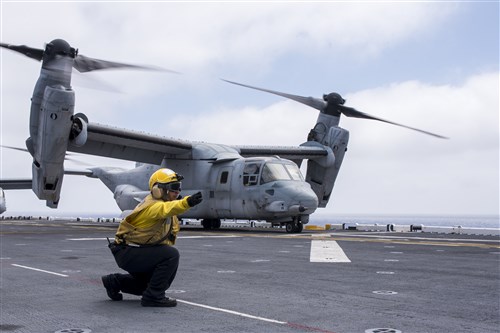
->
[3,212,499,229]
[309,215,500,229]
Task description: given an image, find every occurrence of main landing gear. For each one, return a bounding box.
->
[201,218,221,230]
[285,219,304,233]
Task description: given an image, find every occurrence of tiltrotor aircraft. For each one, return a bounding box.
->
[0,39,446,232]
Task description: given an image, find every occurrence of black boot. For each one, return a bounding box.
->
[102,274,123,301]
[141,297,177,307]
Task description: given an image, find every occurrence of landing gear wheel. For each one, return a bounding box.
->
[285,221,303,233]
[202,219,212,230]
[201,219,222,230]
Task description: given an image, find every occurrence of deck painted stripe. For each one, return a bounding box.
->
[11,264,69,277]
[310,240,351,263]
[177,299,286,324]
[178,299,338,332]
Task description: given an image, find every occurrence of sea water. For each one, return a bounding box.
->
[309,215,500,229]
[3,212,500,229]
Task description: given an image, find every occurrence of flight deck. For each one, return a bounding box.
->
[1,219,499,333]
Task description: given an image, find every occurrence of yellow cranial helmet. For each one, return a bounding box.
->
[149,168,184,191]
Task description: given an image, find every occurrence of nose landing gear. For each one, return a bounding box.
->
[285,217,304,233]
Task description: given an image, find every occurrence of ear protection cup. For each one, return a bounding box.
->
[151,184,164,199]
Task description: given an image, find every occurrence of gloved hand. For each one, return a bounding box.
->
[187,192,203,207]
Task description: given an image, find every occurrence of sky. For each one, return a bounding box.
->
[0,1,498,220]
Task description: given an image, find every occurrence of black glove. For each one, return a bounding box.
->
[187,192,203,207]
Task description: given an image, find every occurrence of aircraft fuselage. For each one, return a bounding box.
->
[170,156,318,223]
[102,156,318,229]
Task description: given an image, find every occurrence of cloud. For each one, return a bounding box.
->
[167,72,498,152]
[166,100,314,145]
[2,2,457,68]
[344,72,499,155]
[164,72,499,216]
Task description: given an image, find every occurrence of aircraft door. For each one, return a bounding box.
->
[214,166,233,218]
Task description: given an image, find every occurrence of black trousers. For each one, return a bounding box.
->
[110,244,180,300]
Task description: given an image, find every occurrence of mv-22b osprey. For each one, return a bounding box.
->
[0,39,446,232]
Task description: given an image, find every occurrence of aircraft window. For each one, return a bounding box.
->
[243,163,261,186]
[284,164,304,181]
[261,163,293,184]
[220,171,229,184]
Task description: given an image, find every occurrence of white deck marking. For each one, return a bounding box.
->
[335,233,500,243]
[11,264,68,277]
[177,299,287,324]
[312,233,334,238]
[310,240,351,263]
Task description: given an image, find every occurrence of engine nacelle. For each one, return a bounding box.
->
[304,125,349,208]
[32,85,75,207]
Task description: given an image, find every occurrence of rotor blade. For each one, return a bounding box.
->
[64,156,95,167]
[1,144,76,155]
[1,145,95,163]
[223,79,447,139]
[72,71,124,93]
[222,79,327,111]
[0,145,30,153]
[73,54,179,74]
[0,42,44,61]
[339,105,448,139]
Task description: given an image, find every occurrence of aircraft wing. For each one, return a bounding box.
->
[0,168,95,190]
[67,122,328,164]
[235,145,328,160]
[0,179,32,190]
[63,169,95,177]
[68,122,193,164]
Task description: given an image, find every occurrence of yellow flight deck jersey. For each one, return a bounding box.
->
[115,194,191,246]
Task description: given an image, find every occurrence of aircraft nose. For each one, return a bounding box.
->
[263,182,319,214]
[288,184,319,214]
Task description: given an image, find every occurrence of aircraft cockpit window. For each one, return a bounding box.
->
[243,163,261,186]
[284,164,304,181]
[261,162,302,184]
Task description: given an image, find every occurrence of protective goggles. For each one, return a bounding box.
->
[158,182,182,192]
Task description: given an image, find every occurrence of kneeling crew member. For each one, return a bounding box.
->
[102,168,202,307]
